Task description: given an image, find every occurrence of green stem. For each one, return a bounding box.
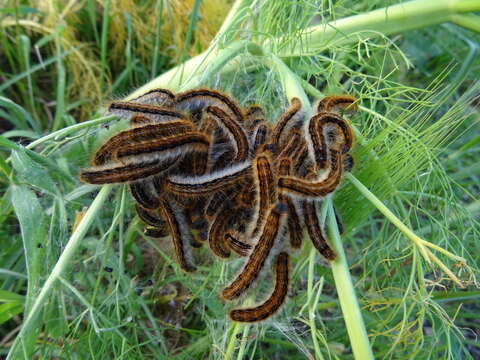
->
[151,0,164,77]
[326,199,374,360]
[307,248,326,360]
[235,324,251,360]
[52,25,66,132]
[6,185,113,360]
[224,322,242,360]
[346,174,466,286]
[263,54,311,113]
[213,0,253,44]
[345,173,432,262]
[269,0,480,56]
[100,0,110,89]
[179,0,202,63]
[26,115,116,150]
[178,40,251,91]
[450,14,480,32]
[224,294,255,359]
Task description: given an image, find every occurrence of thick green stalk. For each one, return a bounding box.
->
[450,14,480,32]
[6,185,113,360]
[127,40,250,96]
[269,0,480,56]
[126,50,214,95]
[326,199,374,360]
[178,41,251,91]
[262,54,311,112]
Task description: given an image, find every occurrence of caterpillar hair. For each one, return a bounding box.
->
[79,157,177,184]
[229,252,290,322]
[92,119,194,166]
[129,88,175,107]
[302,200,335,260]
[167,162,252,196]
[115,132,210,160]
[160,198,197,272]
[251,154,277,237]
[205,105,249,162]
[317,95,358,114]
[175,89,245,124]
[271,97,303,146]
[130,181,161,209]
[108,101,188,122]
[221,203,287,300]
[224,233,252,257]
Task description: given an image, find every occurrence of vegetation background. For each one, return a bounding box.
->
[0,0,479,359]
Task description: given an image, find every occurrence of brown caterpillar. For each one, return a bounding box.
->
[229,252,290,322]
[79,89,357,323]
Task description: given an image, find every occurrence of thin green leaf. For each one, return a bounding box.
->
[0,96,38,132]
[11,149,57,194]
[0,290,25,303]
[0,302,23,325]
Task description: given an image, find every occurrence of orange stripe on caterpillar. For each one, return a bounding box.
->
[276,158,303,249]
[277,158,292,177]
[251,154,277,236]
[159,198,197,272]
[275,129,305,160]
[135,204,166,228]
[286,198,303,249]
[307,113,354,172]
[208,209,232,259]
[221,203,287,300]
[302,200,335,260]
[237,179,257,207]
[79,157,177,184]
[317,95,358,114]
[116,132,210,159]
[175,88,245,124]
[129,88,175,107]
[93,119,194,165]
[271,97,303,146]
[144,226,169,238]
[229,252,290,322]
[251,122,271,155]
[108,101,187,121]
[245,104,265,123]
[130,181,160,209]
[205,105,249,162]
[129,114,154,126]
[224,233,252,257]
[278,150,343,197]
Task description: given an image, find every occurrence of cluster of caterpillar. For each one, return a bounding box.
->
[80,88,357,322]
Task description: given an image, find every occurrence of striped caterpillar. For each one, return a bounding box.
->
[80,89,357,321]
